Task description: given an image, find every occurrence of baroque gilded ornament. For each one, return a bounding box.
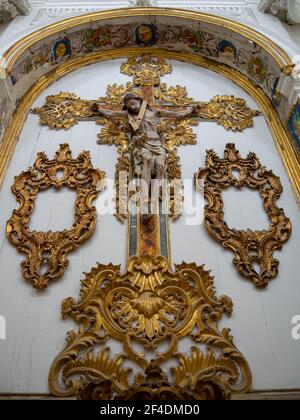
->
[77,361,231,400]
[6,144,106,289]
[195,143,292,288]
[120,56,172,86]
[49,255,252,400]
[199,96,261,132]
[32,92,94,130]
[166,150,183,219]
[32,56,260,222]
[28,55,258,400]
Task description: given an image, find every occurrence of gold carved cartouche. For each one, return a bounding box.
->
[6,144,106,289]
[195,143,292,288]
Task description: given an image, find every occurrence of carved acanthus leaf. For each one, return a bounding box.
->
[158,83,194,105]
[96,118,131,151]
[199,95,261,132]
[49,255,252,399]
[32,92,93,130]
[98,82,140,105]
[121,56,172,86]
[161,118,199,149]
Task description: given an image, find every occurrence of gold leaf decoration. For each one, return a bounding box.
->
[161,118,199,149]
[49,255,252,399]
[166,150,183,220]
[32,92,93,130]
[6,144,106,289]
[172,346,239,390]
[158,82,194,105]
[77,360,231,400]
[96,118,131,152]
[199,95,261,131]
[121,55,172,86]
[56,347,130,397]
[98,82,140,105]
[32,57,261,228]
[114,154,131,223]
[195,143,292,288]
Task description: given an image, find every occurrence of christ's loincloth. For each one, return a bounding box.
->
[132,137,166,177]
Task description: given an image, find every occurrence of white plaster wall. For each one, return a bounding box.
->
[0,58,299,393]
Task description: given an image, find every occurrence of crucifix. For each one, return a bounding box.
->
[92,92,197,214]
[33,55,260,261]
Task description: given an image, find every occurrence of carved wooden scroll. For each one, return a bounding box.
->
[6,144,106,289]
[195,143,292,288]
[49,255,252,400]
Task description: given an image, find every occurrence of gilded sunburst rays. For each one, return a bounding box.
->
[109,288,186,339]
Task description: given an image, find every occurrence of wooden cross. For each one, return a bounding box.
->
[32,55,260,261]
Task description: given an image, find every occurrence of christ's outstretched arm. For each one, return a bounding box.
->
[156,105,198,119]
[91,103,128,118]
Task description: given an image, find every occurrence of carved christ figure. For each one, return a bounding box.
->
[92,93,197,211]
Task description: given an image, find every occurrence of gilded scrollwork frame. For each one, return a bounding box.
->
[195,143,292,288]
[6,144,106,289]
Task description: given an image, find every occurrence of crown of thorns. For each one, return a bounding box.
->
[123,93,142,108]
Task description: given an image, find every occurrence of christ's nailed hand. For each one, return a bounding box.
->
[193,104,201,113]
[90,103,100,113]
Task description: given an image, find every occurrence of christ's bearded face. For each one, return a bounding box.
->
[126,99,141,113]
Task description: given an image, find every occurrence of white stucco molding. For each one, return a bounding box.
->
[0,1,30,23]
[258,0,300,24]
[0,54,6,79]
[288,1,300,23]
[129,0,158,6]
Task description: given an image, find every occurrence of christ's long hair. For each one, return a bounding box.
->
[122,93,152,112]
